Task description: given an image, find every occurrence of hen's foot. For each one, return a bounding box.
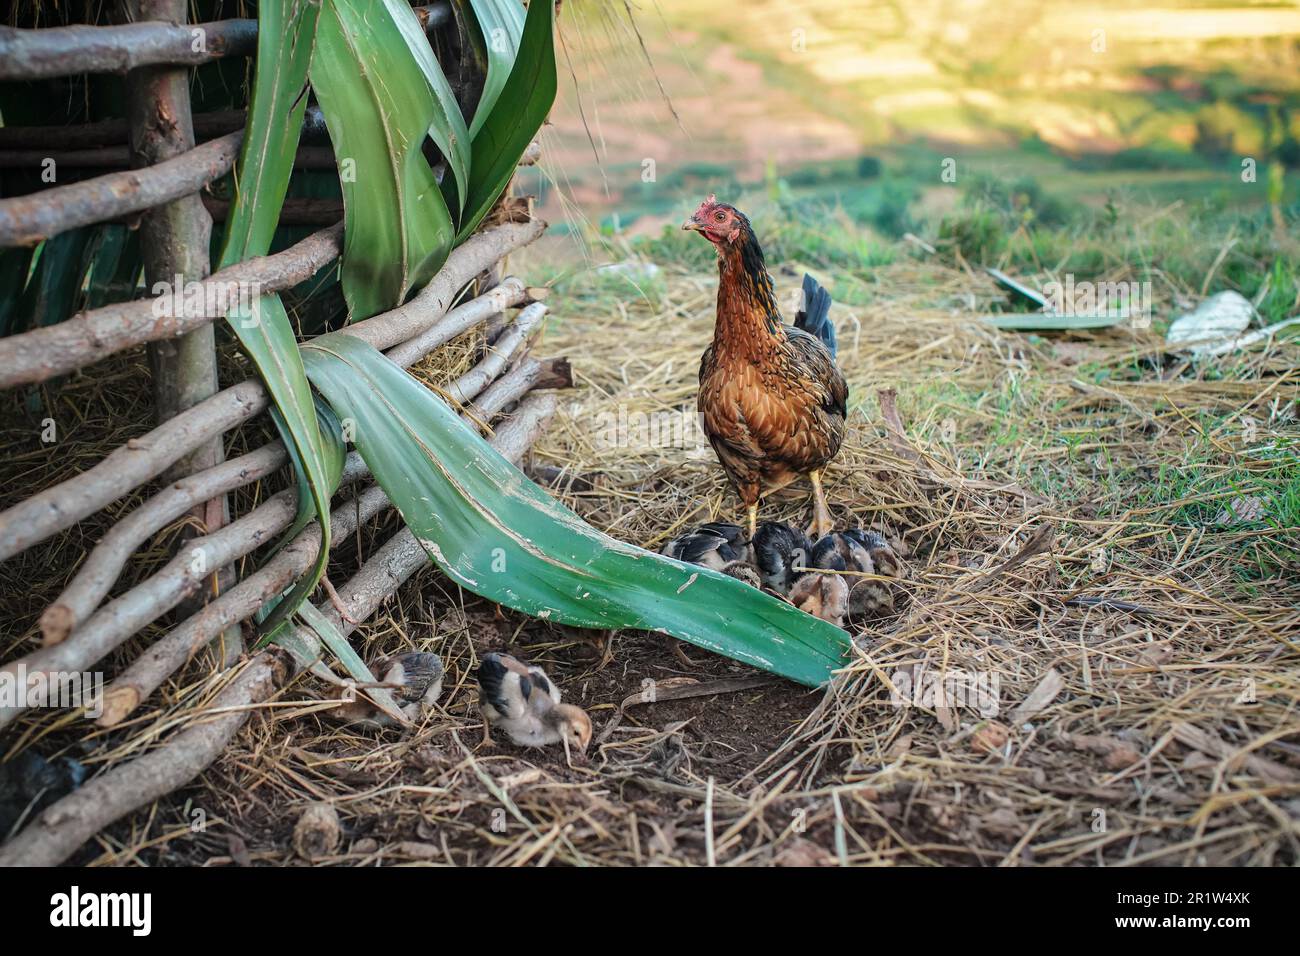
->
[807,470,834,538]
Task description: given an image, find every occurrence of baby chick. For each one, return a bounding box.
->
[751,521,813,596]
[832,529,902,618]
[379,651,445,714]
[0,750,86,839]
[477,652,592,765]
[331,651,445,728]
[660,523,761,666]
[790,535,851,628]
[660,521,754,579]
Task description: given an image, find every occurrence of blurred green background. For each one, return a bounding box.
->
[520,0,1299,321]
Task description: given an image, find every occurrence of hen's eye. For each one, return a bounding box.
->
[714,211,725,221]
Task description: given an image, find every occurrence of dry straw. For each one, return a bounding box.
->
[2,251,1297,866]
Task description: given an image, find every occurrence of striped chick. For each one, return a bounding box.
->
[477,652,592,765]
[838,529,902,619]
[660,521,755,581]
[751,521,813,596]
[790,535,850,629]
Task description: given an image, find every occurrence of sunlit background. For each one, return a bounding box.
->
[527,0,1300,238]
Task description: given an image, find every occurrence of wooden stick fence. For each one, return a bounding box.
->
[0,0,564,866]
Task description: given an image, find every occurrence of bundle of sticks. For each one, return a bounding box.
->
[0,212,569,866]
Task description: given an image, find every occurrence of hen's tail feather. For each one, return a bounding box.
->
[793,273,836,359]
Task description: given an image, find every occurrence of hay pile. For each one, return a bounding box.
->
[3,251,1297,866]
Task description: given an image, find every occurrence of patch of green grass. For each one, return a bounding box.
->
[1109,429,1300,582]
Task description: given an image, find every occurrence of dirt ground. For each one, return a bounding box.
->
[3,241,1297,867]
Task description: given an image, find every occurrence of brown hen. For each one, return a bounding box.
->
[684,196,848,538]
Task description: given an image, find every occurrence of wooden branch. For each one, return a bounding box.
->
[384,276,527,368]
[468,356,573,423]
[0,129,243,247]
[0,19,258,81]
[0,389,560,866]
[0,4,451,81]
[0,219,544,390]
[0,223,343,388]
[343,219,546,352]
[40,443,289,645]
[0,380,268,563]
[0,487,299,731]
[0,654,282,868]
[446,302,548,404]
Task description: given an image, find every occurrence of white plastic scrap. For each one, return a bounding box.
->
[1165,290,1256,356]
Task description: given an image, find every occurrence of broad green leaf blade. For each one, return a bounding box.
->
[383,0,470,211]
[234,295,335,634]
[303,335,851,688]
[13,227,95,334]
[457,0,525,138]
[458,0,555,240]
[312,0,456,319]
[979,313,1126,331]
[296,601,409,725]
[218,0,320,263]
[0,246,36,337]
[218,1,333,634]
[273,395,348,547]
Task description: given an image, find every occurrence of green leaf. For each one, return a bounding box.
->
[458,0,555,240]
[295,601,409,725]
[312,0,456,319]
[235,295,336,634]
[219,0,333,634]
[457,0,525,138]
[382,0,470,211]
[302,334,851,688]
[979,313,1127,331]
[218,0,320,262]
[0,246,35,337]
[272,395,348,547]
[11,227,95,334]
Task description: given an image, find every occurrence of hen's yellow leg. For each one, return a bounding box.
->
[808,470,833,539]
[746,501,758,539]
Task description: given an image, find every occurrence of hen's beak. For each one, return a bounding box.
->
[682,216,701,232]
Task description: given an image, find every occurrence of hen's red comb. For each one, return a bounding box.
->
[693,193,719,217]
